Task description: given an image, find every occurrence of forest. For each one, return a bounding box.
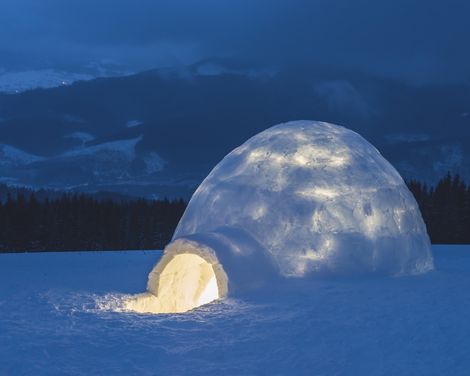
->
[0,173,468,252]
[408,173,470,244]
[0,191,186,252]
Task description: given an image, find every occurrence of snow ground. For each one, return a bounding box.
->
[0,246,469,375]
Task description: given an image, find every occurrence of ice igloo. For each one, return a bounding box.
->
[125,121,434,314]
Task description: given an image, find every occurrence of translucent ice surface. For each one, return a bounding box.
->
[174,121,433,277]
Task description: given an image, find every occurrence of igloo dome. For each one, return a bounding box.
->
[126,121,434,314]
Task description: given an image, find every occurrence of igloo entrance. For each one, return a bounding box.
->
[153,253,219,312]
[124,239,229,314]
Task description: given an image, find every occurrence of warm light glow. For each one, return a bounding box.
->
[124,253,220,314]
[292,145,350,168]
[297,187,340,200]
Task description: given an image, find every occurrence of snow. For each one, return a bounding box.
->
[0,69,94,93]
[143,151,166,174]
[0,64,134,94]
[0,136,166,180]
[64,136,143,160]
[0,144,44,166]
[0,245,468,375]
[62,137,165,175]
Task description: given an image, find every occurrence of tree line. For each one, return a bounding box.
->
[0,191,186,252]
[407,173,470,244]
[0,173,469,252]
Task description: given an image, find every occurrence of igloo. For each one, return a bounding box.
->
[125,120,434,314]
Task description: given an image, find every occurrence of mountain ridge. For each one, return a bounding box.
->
[1,61,469,197]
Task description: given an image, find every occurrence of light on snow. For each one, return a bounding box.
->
[125,120,434,314]
[124,253,220,313]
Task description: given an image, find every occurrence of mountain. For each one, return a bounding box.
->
[0,60,469,198]
[0,70,94,94]
[0,63,133,94]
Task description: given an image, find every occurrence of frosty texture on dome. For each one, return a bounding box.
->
[174,121,434,276]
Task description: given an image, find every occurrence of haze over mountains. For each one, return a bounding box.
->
[0,59,469,198]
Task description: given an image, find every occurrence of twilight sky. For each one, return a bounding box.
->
[1,0,469,83]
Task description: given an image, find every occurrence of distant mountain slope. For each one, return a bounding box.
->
[0,61,469,197]
[0,69,94,94]
[0,64,133,94]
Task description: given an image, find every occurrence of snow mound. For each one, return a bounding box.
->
[131,121,433,314]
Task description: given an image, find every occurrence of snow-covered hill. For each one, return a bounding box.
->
[1,63,470,197]
[0,69,94,93]
[0,136,168,195]
[0,144,44,167]
[0,65,133,94]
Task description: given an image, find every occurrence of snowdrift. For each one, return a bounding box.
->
[125,120,434,314]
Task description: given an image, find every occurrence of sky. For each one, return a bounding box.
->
[1,0,470,83]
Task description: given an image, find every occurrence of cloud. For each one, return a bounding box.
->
[0,0,469,82]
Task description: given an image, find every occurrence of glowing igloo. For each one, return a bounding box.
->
[126,120,434,314]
